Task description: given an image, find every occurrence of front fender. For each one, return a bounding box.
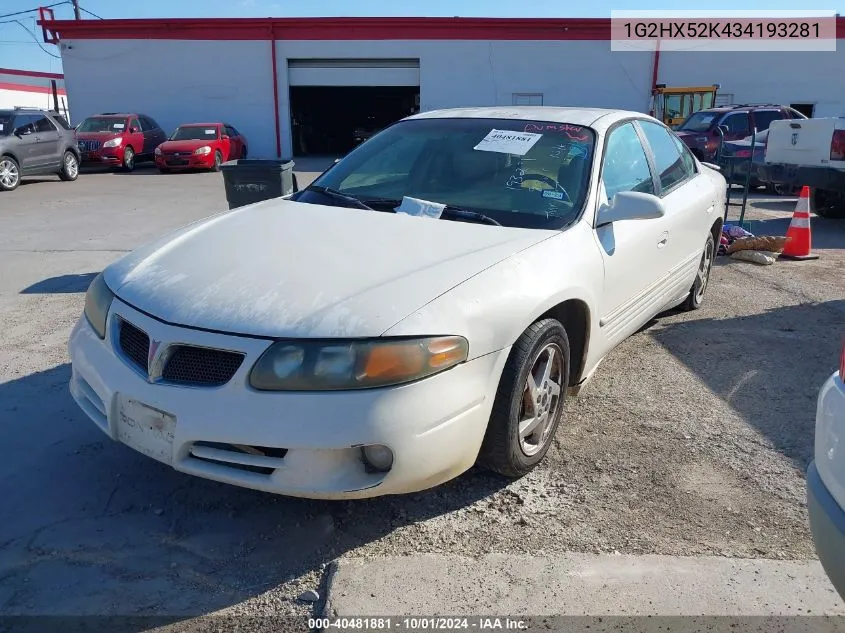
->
[381,221,604,361]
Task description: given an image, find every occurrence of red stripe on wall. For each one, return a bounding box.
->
[36,16,845,42]
[0,67,64,79]
[38,17,615,41]
[0,81,67,95]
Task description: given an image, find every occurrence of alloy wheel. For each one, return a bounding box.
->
[0,158,19,189]
[518,343,564,457]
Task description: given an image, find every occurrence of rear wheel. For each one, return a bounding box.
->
[241,145,248,159]
[813,188,845,219]
[767,182,799,196]
[0,156,21,191]
[681,232,715,311]
[121,146,135,172]
[58,151,79,182]
[478,319,570,478]
[212,150,223,172]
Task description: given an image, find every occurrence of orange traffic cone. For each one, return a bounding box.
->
[780,186,820,261]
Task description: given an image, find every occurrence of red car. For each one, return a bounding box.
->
[154,123,248,173]
[76,113,167,171]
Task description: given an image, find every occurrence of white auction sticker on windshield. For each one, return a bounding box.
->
[474,129,542,156]
[113,123,125,129]
[205,129,215,134]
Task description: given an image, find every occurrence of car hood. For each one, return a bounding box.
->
[76,132,121,141]
[104,199,556,338]
[158,139,214,152]
[673,130,699,143]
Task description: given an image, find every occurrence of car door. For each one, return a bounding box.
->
[750,109,785,134]
[224,125,242,159]
[593,121,673,344]
[10,115,40,171]
[32,114,63,168]
[143,116,167,149]
[718,111,751,142]
[636,119,715,303]
[132,116,153,156]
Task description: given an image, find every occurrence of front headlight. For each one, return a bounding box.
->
[194,145,212,155]
[249,336,469,391]
[84,272,115,339]
[103,137,123,148]
[154,146,162,156]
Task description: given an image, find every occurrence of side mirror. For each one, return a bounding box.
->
[596,191,666,227]
[718,125,729,134]
[222,134,229,139]
[130,127,140,134]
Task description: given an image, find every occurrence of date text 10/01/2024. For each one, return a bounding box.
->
[309,617,529,630]
[620,21,824,39]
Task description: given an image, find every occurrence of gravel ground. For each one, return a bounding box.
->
[0,171,843,620]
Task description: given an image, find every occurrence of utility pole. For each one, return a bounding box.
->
[72,0,81,20]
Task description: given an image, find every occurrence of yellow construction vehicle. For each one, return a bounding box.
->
[651,84,720,128]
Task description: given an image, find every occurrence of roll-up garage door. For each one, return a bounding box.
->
[287,58,420,87]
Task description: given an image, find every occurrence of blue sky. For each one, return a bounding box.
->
[1,0,841,73]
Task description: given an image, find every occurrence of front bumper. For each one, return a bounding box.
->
[79,146,123,165]
[807,461,845,601]
[155,154,215,170]
[68,299,509,499]
[759,164,845,191]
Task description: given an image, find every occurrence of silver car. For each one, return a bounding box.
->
[0,107,81,192]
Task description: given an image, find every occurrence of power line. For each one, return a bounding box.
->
[79,6,104,19]
[0,2,69,21]
[1,19,62,58]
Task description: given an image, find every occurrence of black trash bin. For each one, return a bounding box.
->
[220,159,298,210]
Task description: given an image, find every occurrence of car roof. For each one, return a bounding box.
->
[177,122,222,127]
[406,106,658,132]
[93,113,136,117]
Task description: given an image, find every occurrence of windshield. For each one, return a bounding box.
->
[298,117,596,230]
[77,116,128,133]
[678,112,721,133]
[0,113,11,136]
[171,126,219,141]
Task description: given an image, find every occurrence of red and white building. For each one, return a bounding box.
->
[36,15,845,159]
[0,67,68,119]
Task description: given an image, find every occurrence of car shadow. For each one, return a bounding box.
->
[0,365,509,623]
[20,273,98,294]
[648,299,845,470]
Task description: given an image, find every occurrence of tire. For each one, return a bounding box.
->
[766,183,799,196]
[813,188,845,219]
[241,146,248,159]
[58,151,79,182]
[121,146,135,172]
[681,232,716,311]
[0,155,21,191]
[211,150,223,172]
[478,319,570,478]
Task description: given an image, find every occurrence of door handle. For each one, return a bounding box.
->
[657,231,669,248]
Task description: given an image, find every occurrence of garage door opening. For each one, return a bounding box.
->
[289,86,420,156]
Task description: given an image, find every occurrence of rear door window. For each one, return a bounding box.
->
[637,120,694,194]
[34,115,57,133]
[751,110,785,132]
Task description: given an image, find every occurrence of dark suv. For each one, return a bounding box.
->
[674,104,808,162]
[0,107,80,192]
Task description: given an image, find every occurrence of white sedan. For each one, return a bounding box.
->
[807,340,845,600]
[69,107,726,499]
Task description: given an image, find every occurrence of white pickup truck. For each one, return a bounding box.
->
[764,117,845,218]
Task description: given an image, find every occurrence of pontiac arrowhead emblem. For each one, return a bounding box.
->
[148,339,162,371]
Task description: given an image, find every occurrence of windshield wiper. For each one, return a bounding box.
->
[306,185,374,210]
[441,206,502,226]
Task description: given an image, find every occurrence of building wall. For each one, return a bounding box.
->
[0,70,68,118]
[60,39,275,147]
[657,47,845,117]
[57,36,845,159]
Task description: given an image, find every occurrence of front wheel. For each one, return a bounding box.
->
[121,146,135,172]
[0,156,21,191]
[478,319,570,478]
[58,151,79,182]
[681,232,716,311]
[211,150,223,172]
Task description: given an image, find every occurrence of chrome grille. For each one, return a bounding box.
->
[78,139,101,152]
[118,319,150,373]
[161,345,244,387]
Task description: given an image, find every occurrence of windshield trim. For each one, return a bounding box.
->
[308,116,597,232]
